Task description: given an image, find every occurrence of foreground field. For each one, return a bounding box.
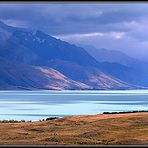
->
[0,112,148,145]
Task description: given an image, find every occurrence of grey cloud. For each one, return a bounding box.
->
[0,3,148,61]
[56,31,148,61]
[0,3,148,35]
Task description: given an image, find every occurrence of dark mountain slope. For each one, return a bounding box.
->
[0,57,91,90]
[81,45,148,87]
[0,21,142,90]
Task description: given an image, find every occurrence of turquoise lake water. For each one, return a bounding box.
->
[0,90,148,121]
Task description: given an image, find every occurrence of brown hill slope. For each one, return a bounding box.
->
[0,112,147,145]
[0,57,90,90]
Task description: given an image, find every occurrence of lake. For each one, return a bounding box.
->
[0,90,148,121]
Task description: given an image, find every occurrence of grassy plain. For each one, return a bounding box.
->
[0,112,147,145]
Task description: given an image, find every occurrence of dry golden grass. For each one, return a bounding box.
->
[0,112,147,145]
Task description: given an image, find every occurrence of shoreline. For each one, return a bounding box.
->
[0,110,147,123]
[0,89,148,91]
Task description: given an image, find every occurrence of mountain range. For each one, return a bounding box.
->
[81,45,148,87]
[0,21,147,90]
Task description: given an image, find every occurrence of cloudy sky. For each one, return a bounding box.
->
[0,2,148,60]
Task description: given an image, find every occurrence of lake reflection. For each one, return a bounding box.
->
[0,90,147,121]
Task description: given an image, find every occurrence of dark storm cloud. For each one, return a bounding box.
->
[0,3,147,34]
[0,3,148,60]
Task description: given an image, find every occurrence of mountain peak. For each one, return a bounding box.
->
[0,20,8,28]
